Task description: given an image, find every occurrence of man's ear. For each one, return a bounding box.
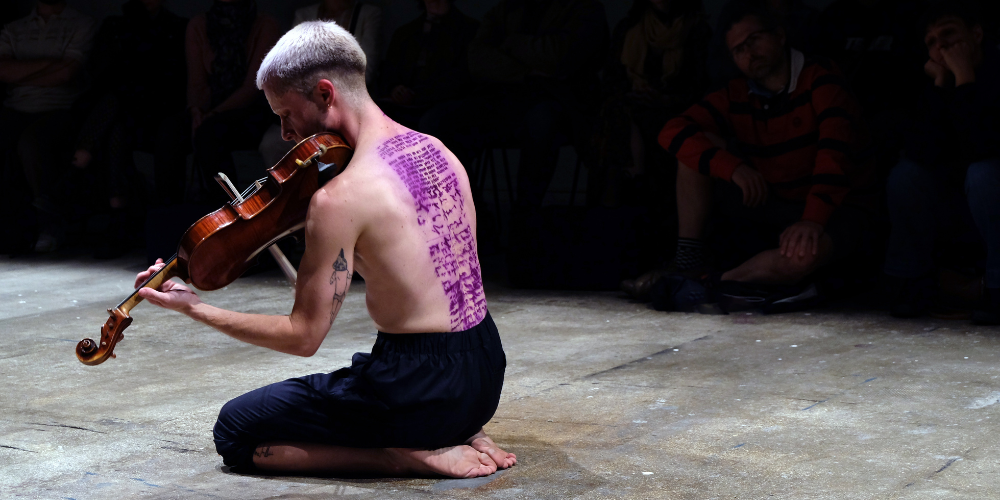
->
[315,79,337,109]
[776,26,787,49]
[973,23,984,45]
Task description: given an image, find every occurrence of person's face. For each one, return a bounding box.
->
[423,0,449,16]
[140,0,162,13]
[925,17,983,66]
[264,84,329,143]
[726,16,786,81]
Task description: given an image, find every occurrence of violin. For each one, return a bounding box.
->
[76,132,353,366]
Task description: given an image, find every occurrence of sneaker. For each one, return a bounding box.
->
[620,263,707,301]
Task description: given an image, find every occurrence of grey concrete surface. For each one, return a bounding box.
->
[2,253,999,499]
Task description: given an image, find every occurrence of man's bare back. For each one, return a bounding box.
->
[316,124,486,333]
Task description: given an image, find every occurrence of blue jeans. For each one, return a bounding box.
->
[884,158,1000,288]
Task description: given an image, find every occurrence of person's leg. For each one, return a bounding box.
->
[884,158,941,280]
[250,441,498,478]
[514,99,565,208]
[965,158,1000,323]
[19,110,73,251]
[721,233,834,284]
[0,107,37,254]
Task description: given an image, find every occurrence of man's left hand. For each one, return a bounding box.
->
[780,221,824,259]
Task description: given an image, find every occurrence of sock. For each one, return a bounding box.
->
[674,238,705,271]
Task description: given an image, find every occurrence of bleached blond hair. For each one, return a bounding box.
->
[256,21,368,105]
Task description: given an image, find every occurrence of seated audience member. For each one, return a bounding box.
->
[622,0,873,299]
[0,0,95,253]
[595,0,710,206]
[441,0,608,210]
[884,2,1000,324]
[158,0,279,204]
[71,0,187,257]
[259,0,381,167]
[708,0,819,87]
[378,0,479,131]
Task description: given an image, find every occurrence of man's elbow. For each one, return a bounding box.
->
[288,326,325,357]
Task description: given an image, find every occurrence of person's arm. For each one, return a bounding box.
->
[13,58,81,86]
[941,42,1000,160]
[208,16,279,115]
[137,187,360,356]
[800,66,860,228]
[658,89,743,181]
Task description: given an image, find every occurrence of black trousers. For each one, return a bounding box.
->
[213,312,506,472]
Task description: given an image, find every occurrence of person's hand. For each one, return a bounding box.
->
[924,59,951,87]
[779,221,824,259]
[390,85,416,105]
[941,40,977,85]
[72,149,92,169]
[730,164,769,207]
[135,258,202,313]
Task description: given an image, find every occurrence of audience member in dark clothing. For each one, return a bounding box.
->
[622,0,874,299]
[885,2,1000,324]
[707,0,819,87]
[0,0,95,253]
[378,0,479,131]
[71,0,187,256]
[158,0,279,205]
[447,0,608,209]
[595,0,710,207]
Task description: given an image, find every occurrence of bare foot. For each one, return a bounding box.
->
[465,428,517,469]
[387,445,497,478]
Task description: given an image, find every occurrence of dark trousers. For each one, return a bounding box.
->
[885,158,1000,288]
[213,313,506,473]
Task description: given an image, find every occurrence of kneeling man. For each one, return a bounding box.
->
[135,21,515,478]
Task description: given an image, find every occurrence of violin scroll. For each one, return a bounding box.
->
[76,308,131,365]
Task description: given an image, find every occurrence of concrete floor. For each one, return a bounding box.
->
[2,253,999,499]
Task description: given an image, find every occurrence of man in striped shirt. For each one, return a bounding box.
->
[624,0,872,298]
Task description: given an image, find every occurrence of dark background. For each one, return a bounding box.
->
[3,0,837,62]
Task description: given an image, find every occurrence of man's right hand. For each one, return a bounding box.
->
[731,164,768,207]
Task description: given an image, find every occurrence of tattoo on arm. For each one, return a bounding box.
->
[253,446,273,459]
[329,248,352,323]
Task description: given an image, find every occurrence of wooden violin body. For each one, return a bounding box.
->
[76,132,353,365]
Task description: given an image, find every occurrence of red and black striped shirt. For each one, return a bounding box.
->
[658,56,869,226]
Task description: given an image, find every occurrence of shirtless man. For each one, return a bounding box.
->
[134,21,515,478]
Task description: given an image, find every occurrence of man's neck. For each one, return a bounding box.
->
[37,2,67,20]
[321,0,353,18]
[337,99,393,150]
[756,53,791,94]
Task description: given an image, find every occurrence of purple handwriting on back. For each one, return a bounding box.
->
[377,132,487,331]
